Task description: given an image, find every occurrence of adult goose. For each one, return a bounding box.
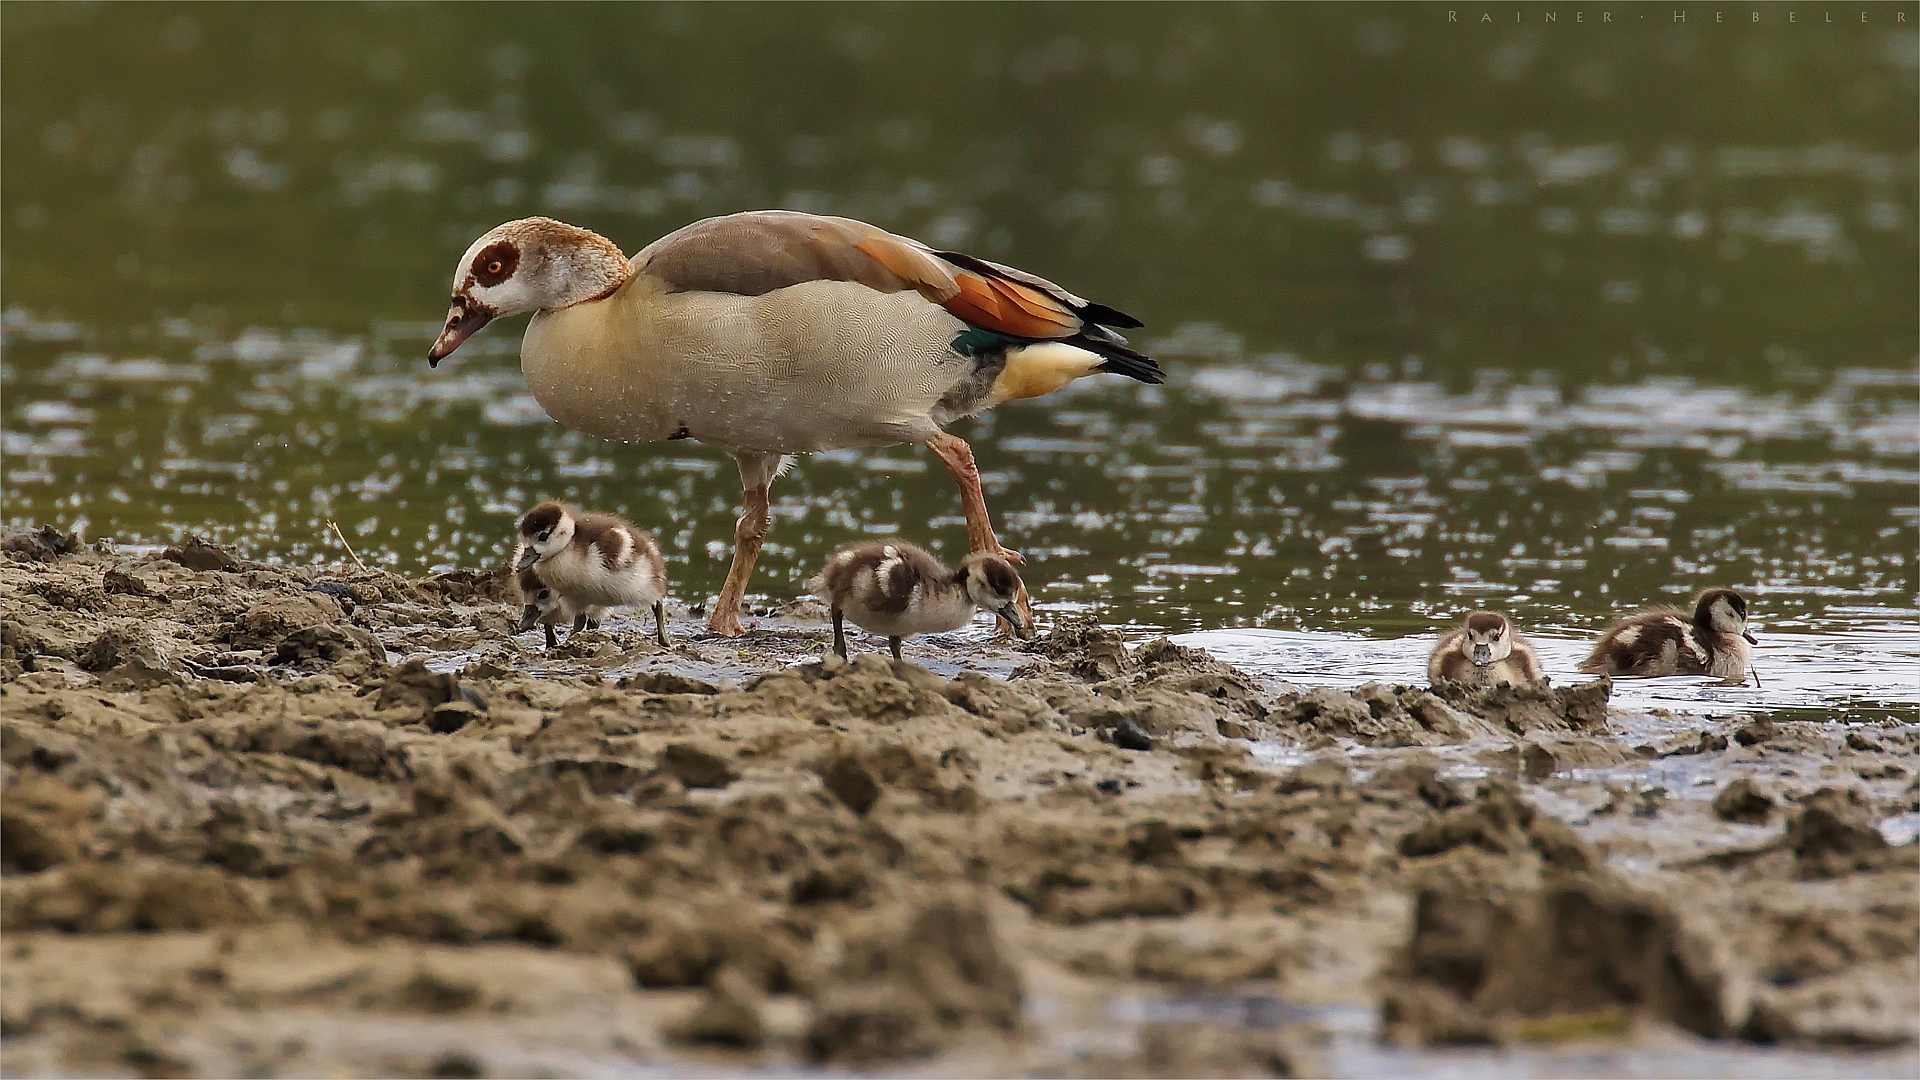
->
[427,211,1160,635]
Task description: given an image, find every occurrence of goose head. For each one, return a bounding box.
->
[428,217,633,365]
[1695,588,1756,645]
[956,553,1032,638]
[516,501,577,570]
[515,565,561,632]
[1461,611,1513,666]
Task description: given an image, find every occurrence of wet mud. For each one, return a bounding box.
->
[2,529,1916,1077]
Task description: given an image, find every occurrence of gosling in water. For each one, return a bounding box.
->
[809,540,1032,661]
[1427,611,1544,688]
[515,501,670,647]
[1577,587,1756,683]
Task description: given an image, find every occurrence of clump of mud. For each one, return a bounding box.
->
[803,892,1022,1064]
[1381,781,1741,1044]
[3,528,1915,1075]
[1266,678,1610,748]
[1382,779,1920,1049]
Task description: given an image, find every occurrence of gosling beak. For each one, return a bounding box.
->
[516,606,541,633]
[515,546,540,571]
[1743,631,1758,645]
[427,299,493,367]
[1471,644,1492,665]
[1000,603,1035,640]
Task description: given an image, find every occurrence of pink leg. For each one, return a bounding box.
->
[925,431,1032,637]
[707,452,781,636]
[925,431,1022,562]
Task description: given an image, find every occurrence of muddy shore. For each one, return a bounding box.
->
[2,527,1916,1078]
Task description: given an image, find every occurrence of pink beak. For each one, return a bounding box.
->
[427,299,492,367]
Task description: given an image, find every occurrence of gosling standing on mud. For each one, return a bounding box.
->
[1577,587,1756,683]
[514,564,601,649]
[1428,611,1543,688]
[515,501,670,647]
[810,541,1031,661]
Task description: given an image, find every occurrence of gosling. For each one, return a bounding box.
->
[1577,587,1755,683]
[1427,611,1544,688]
[809,540,1032,661]
[514,562,604,649]
[516,501,670,647]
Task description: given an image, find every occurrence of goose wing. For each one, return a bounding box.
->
[635,210,1160,382]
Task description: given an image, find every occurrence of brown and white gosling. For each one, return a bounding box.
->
[515,501,670,647]
[1427,611,1544,688]
[808,540,1032,661]
[1577,587,1756,683]
[514,563,605,649]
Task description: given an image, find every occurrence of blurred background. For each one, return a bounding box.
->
[4,2,1915,635]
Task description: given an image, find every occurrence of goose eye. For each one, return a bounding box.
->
[486,260,504,276]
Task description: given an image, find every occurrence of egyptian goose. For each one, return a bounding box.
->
[514,501,670,647]
[809,540,1030,661]
[427,211,1160,635]
[1577,587,1756,683]
[1427,611,1544,687]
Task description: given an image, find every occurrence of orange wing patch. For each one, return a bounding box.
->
[852,236,959,303]
[942,272,1080,339]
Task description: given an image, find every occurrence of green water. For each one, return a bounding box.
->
[4,3,1915,635]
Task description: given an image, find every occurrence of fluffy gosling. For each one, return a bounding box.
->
[516,501,670,647]
[1577,587,1755,684]
[1427,611,1544,688]
[514,563,605,649]
[809,540,1031,661]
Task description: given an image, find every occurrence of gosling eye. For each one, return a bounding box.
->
[538,530,552,543]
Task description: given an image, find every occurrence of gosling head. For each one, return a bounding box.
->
[955,553,1032,638]
[1695,588,1756,645]
[428,217,632,365]
[1461,611,1513,666]
[515,565,561,633]
[516,501,576,570]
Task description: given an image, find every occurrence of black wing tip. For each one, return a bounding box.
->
[1093,350,1166,386]
[1080,303,1144,330]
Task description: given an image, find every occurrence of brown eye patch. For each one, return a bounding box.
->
[472,241,518,287]
[519,501,564,537]
[983,561,1018,596]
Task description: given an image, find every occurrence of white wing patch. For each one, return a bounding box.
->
[609,527,634,571]
[876,545,904,583]
[1669,618,1708,667]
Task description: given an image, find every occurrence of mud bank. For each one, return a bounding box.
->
[3,530,1916,1077]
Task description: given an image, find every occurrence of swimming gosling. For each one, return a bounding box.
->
[1577,587,1755,683]
[809,540,1032,661]
[516,501,670,647]
[1428,611,1544,688]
